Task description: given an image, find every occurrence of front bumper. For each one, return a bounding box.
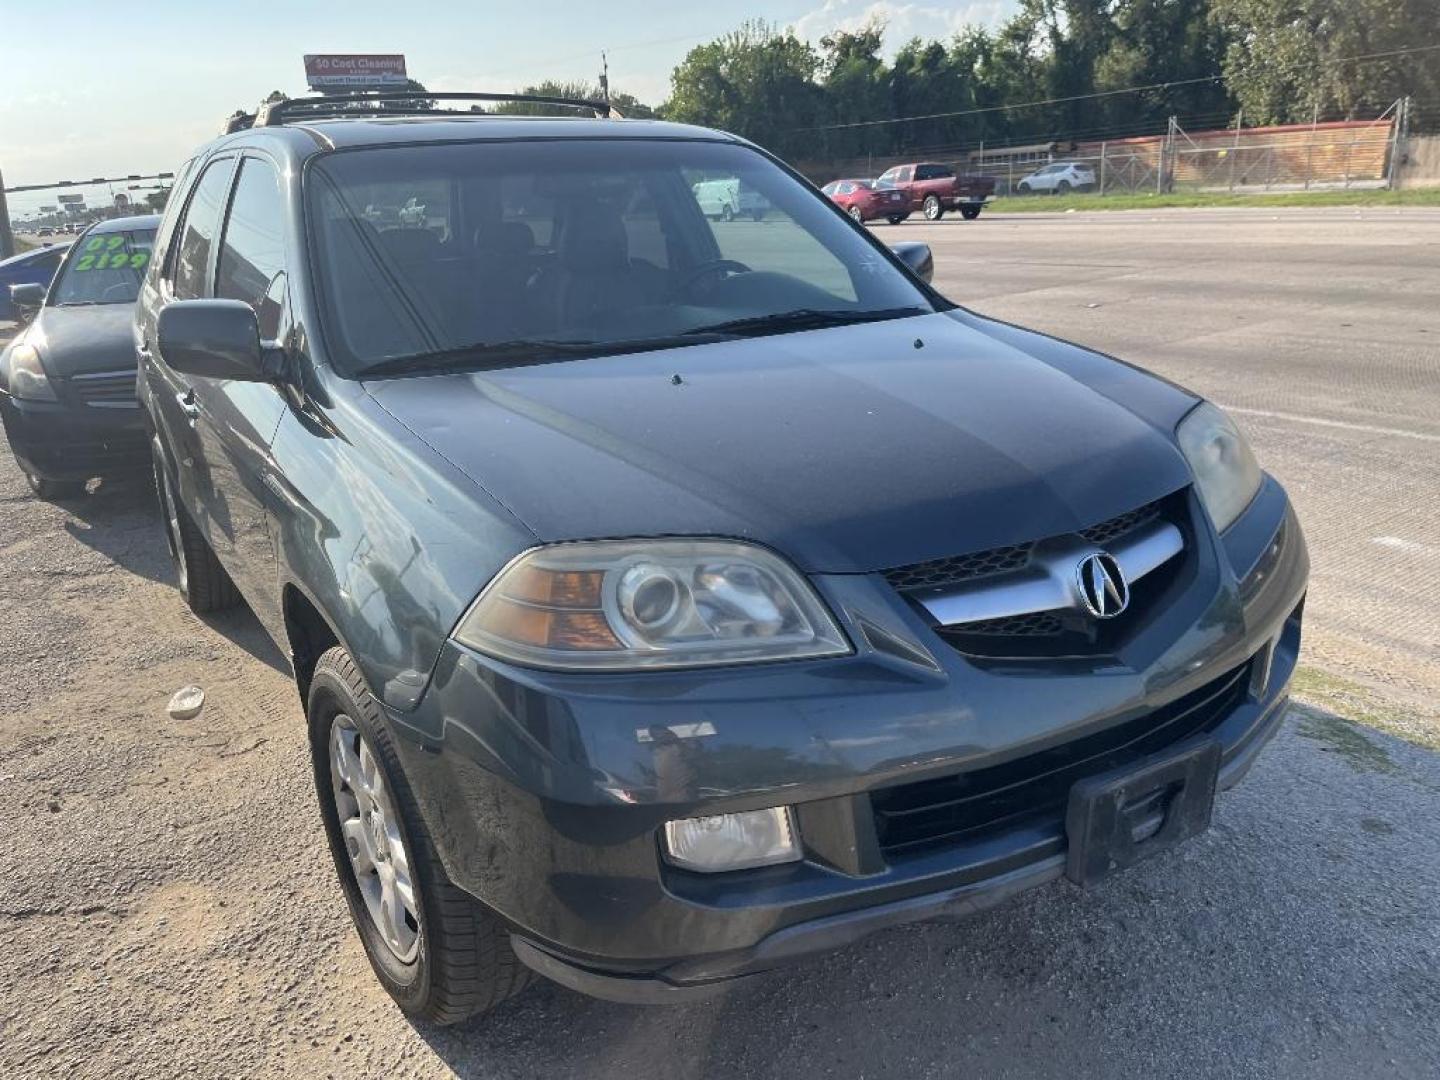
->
[0,391,148,480]
[387,480,1308,1002]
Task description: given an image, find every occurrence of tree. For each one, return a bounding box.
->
[1212,0,1440,123]
[665,21,826,159]
[488,80,654,117]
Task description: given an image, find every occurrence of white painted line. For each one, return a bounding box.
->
[1372,536,1438,556]
[1222,405,1440,444]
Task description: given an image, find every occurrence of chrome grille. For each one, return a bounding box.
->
[882,495,1172,595]
[68,370,138,406]
[881,543,1030,592]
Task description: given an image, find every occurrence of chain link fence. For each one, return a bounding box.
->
[799,99,1434,199]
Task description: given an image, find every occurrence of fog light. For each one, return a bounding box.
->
[663,807,800,872]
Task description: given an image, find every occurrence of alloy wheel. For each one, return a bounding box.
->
[330,714,421,963]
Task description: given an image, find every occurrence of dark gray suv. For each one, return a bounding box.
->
[137,93,1308,1023]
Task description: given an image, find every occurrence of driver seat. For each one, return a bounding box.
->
[539,201,661,332]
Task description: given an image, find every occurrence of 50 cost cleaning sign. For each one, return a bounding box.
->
[303,55,408,90]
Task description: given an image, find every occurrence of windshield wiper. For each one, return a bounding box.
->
[680,306,928,339]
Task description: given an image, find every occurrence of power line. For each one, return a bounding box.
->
[793,41,1440,134]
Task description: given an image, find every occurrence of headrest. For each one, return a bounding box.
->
[558,203,628,272]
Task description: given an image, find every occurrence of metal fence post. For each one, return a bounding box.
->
[1099,141,1107,195]
[1305,105,1318,190]
[1387,97,1409,190]
[1229,110,1242,192]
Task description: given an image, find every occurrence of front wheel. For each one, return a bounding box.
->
[750,209,765,222]
[1057,180,1071,194]
[847,205,864,224]
[310,647,530,1025]
[923,195,943,221]
[886,214,908,225]
[1017,182,1031,194]
[24,471,86,501]
[960,206,982,221]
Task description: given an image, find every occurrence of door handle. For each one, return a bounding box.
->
[177,389,201,424]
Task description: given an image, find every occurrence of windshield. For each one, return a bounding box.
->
[306,139,938,376]
[49,228,155,306]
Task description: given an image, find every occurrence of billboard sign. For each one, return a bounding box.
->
[304,54,407,90]
[57,193,85,205]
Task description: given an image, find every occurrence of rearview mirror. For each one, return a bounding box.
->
[890,243,934,284]
[9,282,45,319]
[157,299,267,381]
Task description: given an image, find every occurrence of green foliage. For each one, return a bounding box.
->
[654,1,1427,162]
[487,80,654,117]
[665,21,827,159]
[1211,0,1440,123]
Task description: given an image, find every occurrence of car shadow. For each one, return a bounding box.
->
[61,470,289,675]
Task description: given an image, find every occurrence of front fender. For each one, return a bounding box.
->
[266,376,536,711]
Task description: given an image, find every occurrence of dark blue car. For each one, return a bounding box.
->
[0,241,70,321]
[136,93,1308,1024]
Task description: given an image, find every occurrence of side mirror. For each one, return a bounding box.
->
[157,299,267,381]
[890,242,934,284]
[10,282,45,319]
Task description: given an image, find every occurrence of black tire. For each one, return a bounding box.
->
[309,647,530,1025]
[923,195,943,221]
[1057,180,1071,194]
[151,436,241,614]
[25,471,86,500]
[751,209,765,222]
[1017,182,1031,194]
[847,205,864,224]
[960,206,982,221]
[886,214,907,225]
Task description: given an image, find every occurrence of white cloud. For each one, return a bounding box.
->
[791,0,1016,54]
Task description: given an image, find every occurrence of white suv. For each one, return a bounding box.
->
[1016,162,1097,194]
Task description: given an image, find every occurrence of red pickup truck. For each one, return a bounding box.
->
[876,162,996,222]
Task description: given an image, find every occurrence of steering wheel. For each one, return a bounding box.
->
[673,258,751,298]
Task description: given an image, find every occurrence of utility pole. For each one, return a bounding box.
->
[0,167,14,259]
[598,51,610,108]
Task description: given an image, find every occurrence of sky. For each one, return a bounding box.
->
[1,0,1014,217]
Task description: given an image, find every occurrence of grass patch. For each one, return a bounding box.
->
[12,236,35,254]
[987,187,1440,214]
[1291,665,1439,753]
[1294,709,1396,774]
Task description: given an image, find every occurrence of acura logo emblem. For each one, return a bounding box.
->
[1076,553,1129,619]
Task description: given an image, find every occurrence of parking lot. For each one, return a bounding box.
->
[3,207,1438,1079]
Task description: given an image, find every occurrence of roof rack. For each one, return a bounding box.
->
[245,91,621,129]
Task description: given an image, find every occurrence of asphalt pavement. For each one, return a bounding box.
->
[1,207,1437,1079]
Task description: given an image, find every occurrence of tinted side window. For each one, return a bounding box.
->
[217,158,287,338]
[172,159,232,299]
[36,249,64,272]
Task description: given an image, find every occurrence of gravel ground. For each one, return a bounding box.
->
[3,208,1439,1078]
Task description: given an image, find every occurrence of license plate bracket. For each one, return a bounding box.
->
[1064,737,1222,888]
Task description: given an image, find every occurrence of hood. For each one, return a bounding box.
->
[28,304,137,377]
[364,312,1198,573]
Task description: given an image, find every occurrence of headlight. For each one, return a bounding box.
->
[3,344,57,402]
[454,539,850,670]
[664,808,800,872]
[1177,402,1262,532]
